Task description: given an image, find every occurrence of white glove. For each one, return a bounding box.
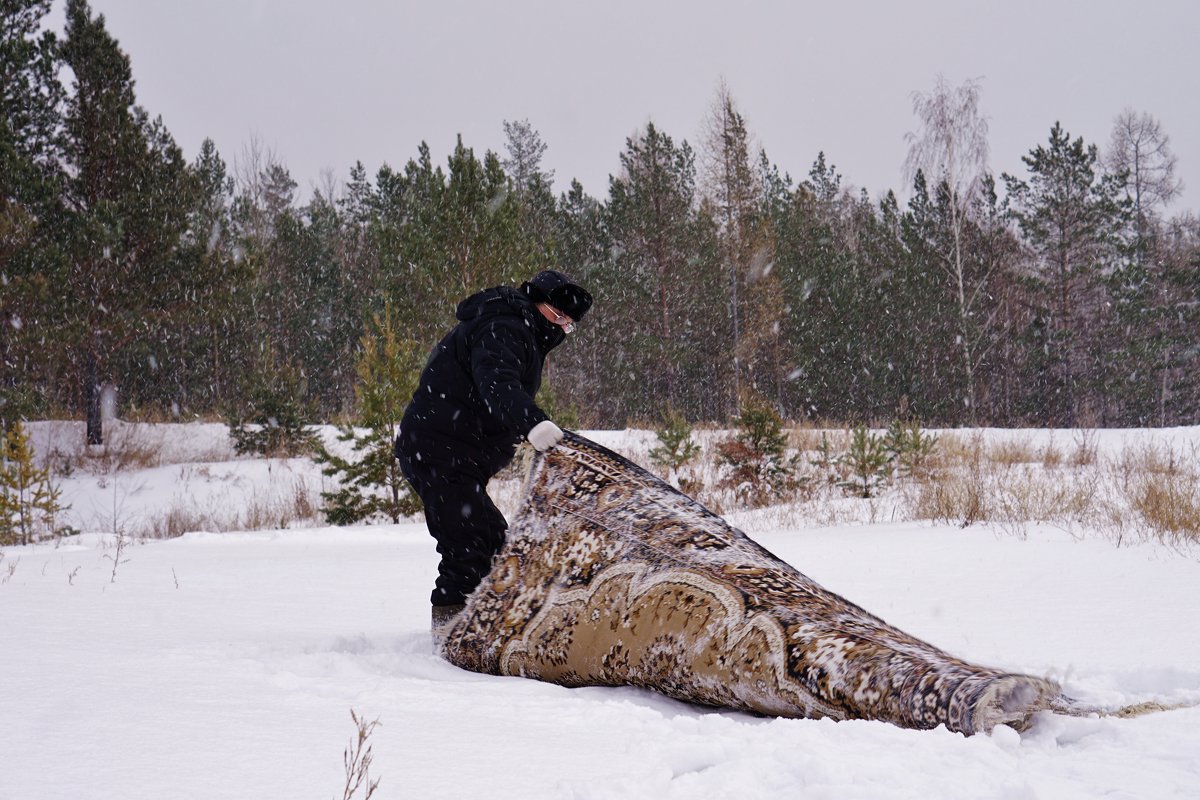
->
[528,420,564,452]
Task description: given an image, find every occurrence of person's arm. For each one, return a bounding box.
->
[469,324,549,436]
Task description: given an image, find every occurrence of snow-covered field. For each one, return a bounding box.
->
[4,423,1200,799]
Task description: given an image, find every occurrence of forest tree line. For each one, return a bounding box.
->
[4,0,1200,443]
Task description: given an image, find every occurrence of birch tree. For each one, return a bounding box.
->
[903,76,992,422]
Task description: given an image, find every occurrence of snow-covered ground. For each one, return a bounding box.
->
[3,423,1200,799]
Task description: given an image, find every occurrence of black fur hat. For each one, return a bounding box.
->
[522,270,593,321]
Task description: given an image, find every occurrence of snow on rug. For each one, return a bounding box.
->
[442,432,1064,735]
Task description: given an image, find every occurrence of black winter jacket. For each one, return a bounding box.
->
[397,286,565,475]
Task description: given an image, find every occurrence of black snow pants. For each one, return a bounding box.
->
[395,430,510,607]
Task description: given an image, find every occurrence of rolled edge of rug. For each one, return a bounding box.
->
[968,675,1062,734]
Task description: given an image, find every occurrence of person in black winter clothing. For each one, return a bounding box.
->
[394,270,593,636]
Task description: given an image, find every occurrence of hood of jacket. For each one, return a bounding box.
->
[455,285,566,354]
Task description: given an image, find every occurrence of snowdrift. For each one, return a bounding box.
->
[443,432,1061,735]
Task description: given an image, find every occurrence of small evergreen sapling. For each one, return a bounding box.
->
[717,397,801,507]
[1,421,68,545]
[227,341,316,457]
[883,419,939,477]
[315,308,422,525]
[810,432,844,482]
[649,407,701,489]
[839,425,893,498]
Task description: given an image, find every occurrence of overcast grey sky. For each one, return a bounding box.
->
[53,0,1200,211]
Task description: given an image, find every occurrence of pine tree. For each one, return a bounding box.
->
[546,180,609,427]
[900,171,1010,423]
[60,0,193,442]
[766,153,851,420]
[1137,215,1200,425]
[1,0,63,173]
[839,425,892,499]
[375,136,536,355]
[338,161,384,340]
[288,192,355,417]
[501,119,557,274]
[373,146,446,347]
[649,406,700,476]
[606,123,722,421]
[716,393,796,507]
[960,177,1026,425]
[1,0,69,424]
[501,118,554,193]
[1002,122,1129,425]
[772,154,920,422]
[180,139,253,413]
[843,188,950,422]
[1101,111,1185,424]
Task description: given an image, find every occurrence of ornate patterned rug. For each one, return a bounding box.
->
[442,432,1064,735]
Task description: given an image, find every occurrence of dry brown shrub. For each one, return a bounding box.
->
[789,426,829,453]
[678,476,705,498]
[146,505,210,539]
[118,405,181,424]
[1070,430,1099,467]
[908,470,989,526]
[1134,444,1187,476]
[905,446,1110,535]
[1040,441,1064,469]
[926,432,982,471]
[1129,475,1200,543]
[987,438,1039,467]
[1109,443,1195,503]
[242,496,282,531]
[235,476,323,531]
[934,433,974,461]
[291,476,319,520]
[996,470,1097,523]
[867,430,1198,549]
[78,424,162,473]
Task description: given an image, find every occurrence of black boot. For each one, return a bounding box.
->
[431,603,466,649]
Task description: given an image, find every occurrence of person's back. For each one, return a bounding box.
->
[400,284,560,475]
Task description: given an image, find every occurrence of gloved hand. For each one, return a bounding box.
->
[527,420,564,452]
